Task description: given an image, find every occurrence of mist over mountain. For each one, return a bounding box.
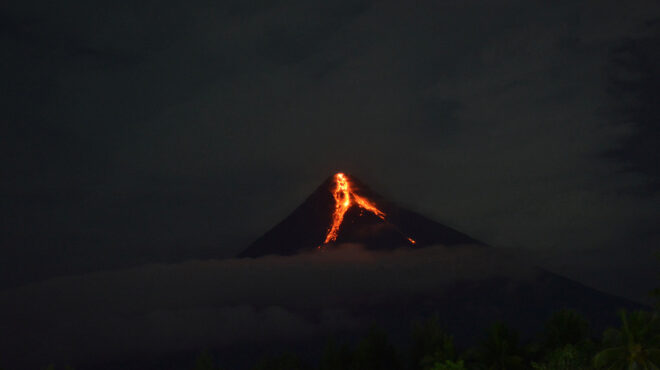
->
[0,244,641,370]
[1,173,643,370]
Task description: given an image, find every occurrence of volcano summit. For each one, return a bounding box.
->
[235,173,642,345]
[239,172,482,258]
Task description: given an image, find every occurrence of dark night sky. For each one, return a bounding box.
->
[1,0,659,302]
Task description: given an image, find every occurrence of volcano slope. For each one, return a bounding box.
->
[239,173,483,258]
[0,173,643,370]
[236,172,642,347]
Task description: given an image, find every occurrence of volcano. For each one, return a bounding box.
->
[239,173,483,258]
[235,172,643,342]
[0,173,645,370]
[232,172,643,352]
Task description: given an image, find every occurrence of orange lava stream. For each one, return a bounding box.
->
[353,194,386,220]
[322,172,416,246]
[323,173,352,244]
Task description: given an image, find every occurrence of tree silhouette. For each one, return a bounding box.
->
[471,322,526,370]
[593,310,660,369]
[252,352,308,370]
[542,309,590,350]
[42,365,74,370]
[651,252,660,312]
[652,287,660,312]
[351,326,400,370]
[410,315,458,370]
[193,350,220,370]
[531,344,592,370]
[428,360,466,370]
[319,338,353,370]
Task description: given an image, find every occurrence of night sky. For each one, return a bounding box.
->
[2,0,659,304]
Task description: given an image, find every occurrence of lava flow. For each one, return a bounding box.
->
[321,173,416,246]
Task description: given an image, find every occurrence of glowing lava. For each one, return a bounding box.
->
[321,173,416,246]
[323,173,352,244]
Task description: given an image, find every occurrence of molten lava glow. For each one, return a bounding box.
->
[323,173,352,244]
[322,173,416,246]
[353,194,386,220]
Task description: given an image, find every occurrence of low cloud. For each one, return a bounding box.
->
[0,245,533,368]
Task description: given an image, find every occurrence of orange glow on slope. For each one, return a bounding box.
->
[353,193,386,220]
[323,173,352,244]
[322,173,416,246]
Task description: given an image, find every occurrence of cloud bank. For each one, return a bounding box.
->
[0,245,533,368]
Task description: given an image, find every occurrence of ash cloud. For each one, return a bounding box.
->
[0,245,531,368]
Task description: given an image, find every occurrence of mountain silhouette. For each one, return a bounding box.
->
[235,173,643,344]
[0,173,642,370]
[239,172,483,258]
[234,173,643,350]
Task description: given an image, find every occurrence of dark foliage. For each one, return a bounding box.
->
[251,352,309,370]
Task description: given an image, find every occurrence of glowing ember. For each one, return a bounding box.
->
[321,173,416,246]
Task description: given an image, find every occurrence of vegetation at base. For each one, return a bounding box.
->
[23,287,660,370]
[193,350,224,370]
[252,352,309,370]
[410,315,458,369]
[469,321,526,369]
[593,310,660,369]
[242,307,659,370]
